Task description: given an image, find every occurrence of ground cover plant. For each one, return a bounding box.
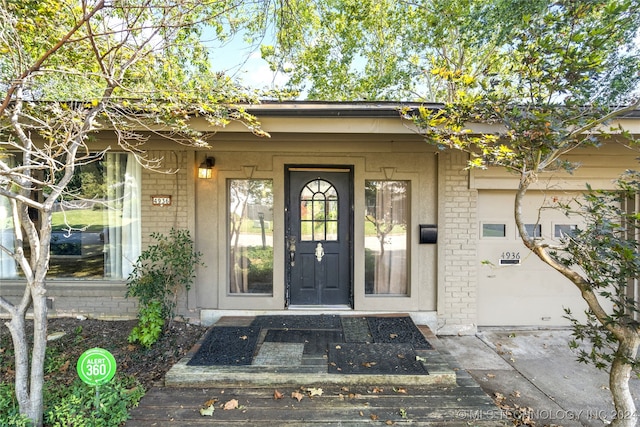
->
[0,318,206,426]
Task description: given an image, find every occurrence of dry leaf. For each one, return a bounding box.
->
[370,414,379,421]
[203,398,218,407]
[335,345,342,349]
[292,391,304,402]
[273,390,284,400]
[307,387,323,397]
[486,373,496,378]
[397,353,405,359]
[512,390,521,398]
[59,360,70,373]
[199,404,215,416]
[393,387,408,394]
[385,420,394,425]
[389,333,398,339]
[240,335,248,340]
[361,361,377,368]
[359,411,364,417]
[223,399,239,410]
[371,386,383,393]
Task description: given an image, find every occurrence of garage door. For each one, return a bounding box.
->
[477,190,595,326]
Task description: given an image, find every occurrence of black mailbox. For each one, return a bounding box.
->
[419,224,437,244]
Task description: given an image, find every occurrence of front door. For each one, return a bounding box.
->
[286,167,353,306]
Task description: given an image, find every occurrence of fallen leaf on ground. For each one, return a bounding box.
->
[385,420,394,425]
[371,386,383,393]
[199,405,215,416]
[361,361,377,368]
[393,387,407,394]
[203,398,218,407]
[389,333,398,339]
[370,414,379,420]
[307,387,323,396]
[292,391,304,401]
[223,399,239,410]
[273,390,284,400]
[240,335,248,340]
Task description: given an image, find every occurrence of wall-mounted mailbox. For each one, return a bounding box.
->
[419,224,437,244]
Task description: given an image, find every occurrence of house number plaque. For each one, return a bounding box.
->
[151,195,172,207]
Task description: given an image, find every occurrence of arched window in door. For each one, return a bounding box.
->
[300,179,338,241]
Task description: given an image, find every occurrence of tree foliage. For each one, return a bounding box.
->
[253,0,550,101]
[407,1,640,425]
[0,1,268,425]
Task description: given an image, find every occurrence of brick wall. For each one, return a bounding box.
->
[438,150,478,335]
[141,150,192,240]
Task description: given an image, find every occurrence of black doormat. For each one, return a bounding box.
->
[187,326,260,366]
[367,316,433,349]
[251,315,342,330]
[328,343,428,375]
[264,329,344,356]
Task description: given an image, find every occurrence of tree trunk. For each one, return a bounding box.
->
[28,286,48,427]
[5,283,48,427]
[609,334,639,427]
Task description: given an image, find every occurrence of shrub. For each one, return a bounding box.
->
[126,228,203,347]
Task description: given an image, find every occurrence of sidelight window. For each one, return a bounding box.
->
[228,179,274,294]
[365,180,409,295]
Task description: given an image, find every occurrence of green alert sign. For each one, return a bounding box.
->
[77,348,117,386]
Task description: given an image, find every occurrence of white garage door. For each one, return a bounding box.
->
[477,190,595,326]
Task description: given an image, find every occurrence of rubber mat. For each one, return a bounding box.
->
[187,326,260,366]
[367,316,433,349]
[264,329,344,356]
[251,315,342,330]
[328,342,428,375]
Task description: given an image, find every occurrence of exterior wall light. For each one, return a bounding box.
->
[198,157,215,179]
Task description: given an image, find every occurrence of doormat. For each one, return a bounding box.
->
[264,329,344,356]
[341,316,373,342]
[328,342,428,375]
[367,316,433,349]
[187,326,260,366]
[251,315,342,330]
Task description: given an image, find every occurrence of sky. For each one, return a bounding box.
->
[204,30,290,92]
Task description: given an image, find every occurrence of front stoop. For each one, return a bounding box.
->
[165,346,455,388]
[165,318,455,388]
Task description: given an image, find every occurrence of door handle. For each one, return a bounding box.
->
[288,236,296,266]
[315,242,324,262]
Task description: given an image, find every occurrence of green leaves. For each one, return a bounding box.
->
[126,228,204,347]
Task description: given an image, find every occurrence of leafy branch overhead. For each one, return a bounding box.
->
[407,2,640,426]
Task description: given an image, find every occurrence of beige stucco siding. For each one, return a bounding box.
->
[193,134,440,316]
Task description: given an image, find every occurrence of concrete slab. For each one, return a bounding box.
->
[439,330,640,427]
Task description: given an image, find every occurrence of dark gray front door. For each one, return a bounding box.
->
[286,167,353,306]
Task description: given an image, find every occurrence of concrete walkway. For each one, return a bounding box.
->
[438,329,640,427]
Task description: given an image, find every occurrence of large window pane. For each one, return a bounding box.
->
[365,181,409,295]
[228,179,273,294]
[0,153,141,279]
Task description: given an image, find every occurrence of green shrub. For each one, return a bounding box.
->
[127,300,164,348]
[126,228,203,347]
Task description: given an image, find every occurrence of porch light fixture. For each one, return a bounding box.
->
[198,157,215,179]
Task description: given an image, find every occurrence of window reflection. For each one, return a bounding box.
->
[0,153,141,279]
[365,181,408,295]
[228,179,273,294]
